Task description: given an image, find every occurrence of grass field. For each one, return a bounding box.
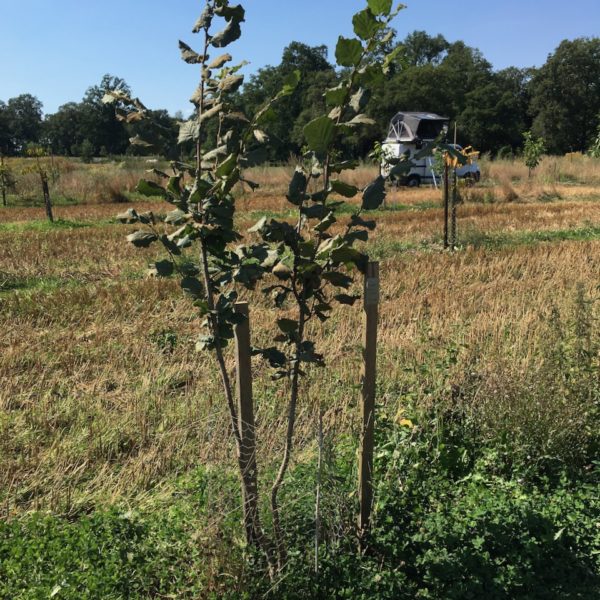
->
[1,156,599,598]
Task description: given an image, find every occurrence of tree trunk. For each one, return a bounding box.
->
[41,174,54,222]
[271,308,305,571]
[200,241,275,575]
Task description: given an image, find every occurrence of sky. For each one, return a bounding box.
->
[1,0,599,116]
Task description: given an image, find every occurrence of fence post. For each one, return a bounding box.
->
[234,302,261,545]
[443,162,450,249]
[359,261,379,544]
[450,168,458,250]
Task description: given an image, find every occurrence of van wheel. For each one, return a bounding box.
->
[407,175,421,188]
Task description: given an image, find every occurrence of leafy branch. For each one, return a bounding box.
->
[248,0,405,570]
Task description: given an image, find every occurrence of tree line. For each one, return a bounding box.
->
[1,32,599,160]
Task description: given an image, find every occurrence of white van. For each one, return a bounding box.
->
[380,112,480,186]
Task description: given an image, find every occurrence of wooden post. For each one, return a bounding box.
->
[443,161,449,249]
[234,302,261,545]
[41,172,54,223]
[451,169,458,250]
[359,262,379,543]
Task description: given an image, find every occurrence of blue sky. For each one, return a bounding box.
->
[1,0,598,116]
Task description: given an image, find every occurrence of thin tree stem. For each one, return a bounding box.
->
[271,302,306,571]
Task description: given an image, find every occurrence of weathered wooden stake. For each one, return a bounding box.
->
[314,408,324,574]
[450,169,458,250]
[359,261,379,543]
[41,172,54,223]
[443,162,450,249]
[234,302,261,545]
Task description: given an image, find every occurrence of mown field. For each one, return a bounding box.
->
[1,156,599,598]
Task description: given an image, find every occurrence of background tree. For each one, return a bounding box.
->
[239,42,337,159]
[4,94,43,155]
[126,109,179,159]
[0,102,11,155]
[43,102,89,156]
[530,38,600,153]
[523,130,546,177]
[400,30,449,66]
[81,74,131,155]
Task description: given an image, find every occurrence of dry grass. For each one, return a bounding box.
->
[3,157,168,206]
[485,154,600,186]
[0,159,599,517]
[0,158,600,513]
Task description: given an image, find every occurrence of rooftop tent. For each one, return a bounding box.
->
[385,112,449,142]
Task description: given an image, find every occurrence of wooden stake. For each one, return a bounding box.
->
[359,262,379,543]
[443,161,449,249]
[314,408,323,574]
[41,172,54,223]
[234,302,261,545]
[451,168,458,250]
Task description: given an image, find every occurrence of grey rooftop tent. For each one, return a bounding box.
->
[385,112,449,143]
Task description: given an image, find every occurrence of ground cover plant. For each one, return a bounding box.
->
[1,1,600,598]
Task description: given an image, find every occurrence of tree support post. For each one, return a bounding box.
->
[450,169,458,250]
[443,162,449,249]
[359,261,379,546]
[41,173,54,223]
[234,302,261,545]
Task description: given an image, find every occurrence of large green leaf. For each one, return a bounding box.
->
[208,53,232,69]
[303,116,336,154]
[330,180,359,198]
[276,70,301,99]
[126,231,158,248]
[178,121,200,144]
[192,7,213,33]
[277,318,298,334]
[149,260,174,278]
[330,160,359,173]
[322,271,353,288]
[216,153,237,178]
[334,293,360,306]
[314,211,336,233]
[248,216,267,233]
[335,36,363,67]
[350,214,376,230]
[362,175,386,210]
[331,246,363,264]
[350,88,370,113]
[287,168,308,205]
[214,3,245,22]
[165,209,187,225]
[345,114,376,127]
[137,180,167,198]
[129,135,152,147]
[325,85,348,107]
[367,0,393,16]
[181,277,204,300]
[199,103,223,124]
[116,208,139,224]
[353,8,380,40]
[179,41,205,64]
[211,20,242,48]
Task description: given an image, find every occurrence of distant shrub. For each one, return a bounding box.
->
[80,139,95,164]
